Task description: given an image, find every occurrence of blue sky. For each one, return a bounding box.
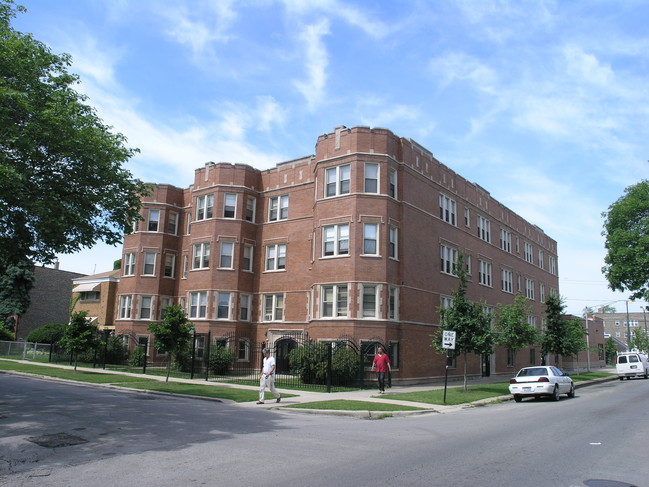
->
[13,0,649,315]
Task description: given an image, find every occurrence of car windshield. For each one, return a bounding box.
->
[517,367,548,377]
[629,355,639,363]
[618,356,628,364]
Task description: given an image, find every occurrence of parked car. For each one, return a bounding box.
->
[509,366,575,402]
[615,352,649,380]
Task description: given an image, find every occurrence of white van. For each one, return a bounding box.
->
[616,352,649,380]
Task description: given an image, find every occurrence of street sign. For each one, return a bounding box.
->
[442,330,456,350]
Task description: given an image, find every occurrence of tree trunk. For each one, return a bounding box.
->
[463,352,468,391]
[165,358,171,382]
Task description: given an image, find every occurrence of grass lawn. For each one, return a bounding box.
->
[0,359,264,403]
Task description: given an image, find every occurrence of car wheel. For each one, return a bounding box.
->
[644,370,648,379]
[567,383,575,398]
[514,395,522,403]
[619,376,624,381]
[552,385,560,401]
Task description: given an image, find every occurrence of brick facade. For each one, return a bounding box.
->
[113,126,560,382]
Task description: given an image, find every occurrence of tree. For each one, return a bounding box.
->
[147,306,193,382]
[541,293,568,364]
[605,337,618,364]
[0,1,149,321]
[0,258,33,332]
[599,304,617,313]
[602,180,649,302]
[494,294,538,366]
[433,254,493,391]
[541,294,586,365]
[59,311,98,370]
[629,327,649,354]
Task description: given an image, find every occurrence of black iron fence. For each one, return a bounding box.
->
[0,335,391,392]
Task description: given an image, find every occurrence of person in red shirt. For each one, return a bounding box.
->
[371,346,392,394]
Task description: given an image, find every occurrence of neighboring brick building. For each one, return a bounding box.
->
[595,311,649,352]
[14,265,84,340]
[71,270,120,331]
[113,126,560,382]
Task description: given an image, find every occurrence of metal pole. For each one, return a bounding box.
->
[443,351,450,404]
[626,300,632,351]
[584,316,590,372]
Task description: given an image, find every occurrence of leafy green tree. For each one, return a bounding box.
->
[541,294,565,364]
[605,337,618,364]
[629,327,649,354]
[494,294,538,366]
[0,258,34,332]
[433,254,494,391]
[0,0,148,323]
[26,322,66,344]
[562,316,588,361]
[602,180,649,301]
[59,311,98,370]
[599,304,617,313]
[541,294,586,365]
[147,306,193,381]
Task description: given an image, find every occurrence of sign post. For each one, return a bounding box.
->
[441,330,456,403]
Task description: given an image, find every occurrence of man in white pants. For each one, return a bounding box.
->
[257,348,281,404]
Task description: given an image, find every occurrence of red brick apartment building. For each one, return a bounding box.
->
[114,126,559,383]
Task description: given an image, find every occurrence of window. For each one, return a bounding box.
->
[193,242,210,269]
[389,168,397,198]
[148,209,160,232]
[266,243,286,271]
[478,260,492,287]
[389,226,398,259]
[464,208,470,227]
[540,283,545,302]
[323,224,349,257]
[538,250,544,269]
[143,252,156,275]
[465,254,472,275]
[264,294,284,321]
[219,241,234,269]
[440,245,458,275]
[365,163,379,193]
[325,164,350,197]
[243,244,254,271]
[269,195,288,221]
[124,253,136,276]
[362,284,378,318]
[163,254,175,278]
[321,284,348,317]
[186,213,192,234]
[500,229,511,253]
[119,295,132,319]
[159,297,173,319]
[239,294,251,321]
[223,193,237,218]
[166,212,178,235]
[182,255,189,278]
[139,296,152,320]
[246,197,256,222]
[507,349,515,367]
[529,348,536,365]
[217,292,231,319]
[525,278,535,300]
[238,339,250,361]
[80,291,100,302]
[549,256,557,275]
[524,242,534,263]
[189,291,208,318]
[388,286,399,320]
[501,269,513,293]
[197,194,214,220]
[477,215,491,242]
[363,223,379,255]
[439,194,456,225]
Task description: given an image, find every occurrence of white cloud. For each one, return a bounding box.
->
[428,52,497,93]
[293,19,330,110]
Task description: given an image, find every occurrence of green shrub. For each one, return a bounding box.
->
[289,343,329,385]
[332,345,360,385]
[209,345,235,375]
[26,323,66,344]
[129,345,146,367]
[0,328,15,341]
